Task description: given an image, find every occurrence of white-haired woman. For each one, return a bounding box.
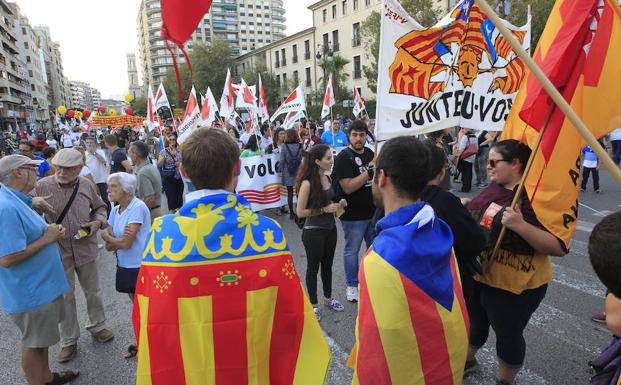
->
[101,172,151,359]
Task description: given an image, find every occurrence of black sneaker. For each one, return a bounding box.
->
[463,359,479,376]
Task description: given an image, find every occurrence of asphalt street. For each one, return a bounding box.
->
[0,169,619,385]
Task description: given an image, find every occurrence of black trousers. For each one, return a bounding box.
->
[163,176,184,211]
[302,227,337,305]
[458,159,474,192]
[286,186,295,216]
[466,278,547,366]
[96,182,111,215]
[581,167,600,191]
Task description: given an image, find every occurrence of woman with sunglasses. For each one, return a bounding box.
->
[464,139,566,385]
[157,133,184,212]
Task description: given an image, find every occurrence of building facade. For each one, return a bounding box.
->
[235,0,459,107]
[136,0,287,89]
[127,53,143,99]
[34,27,72,113]
[69,80,101,110]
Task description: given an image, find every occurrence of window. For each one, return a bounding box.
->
[354,0,359,11]
[24,42,29,49]
[21,27,26,35]
[353,55,361,79]
[342,1,347,15]
[281,48,286,66]
[365,0,370,5]
[304,40,311,60]
[292,44,298,63]
[282,73,287,86]
[352,23,361,47]
[276,74,281,87]
[322,9,327,22]
[323,33,329,54]
[26,56,31,63]
[332,5,336,19]
[275,51,280,67]
[305,67,311,87]
[332,30,340,52]
[293,70,298,84]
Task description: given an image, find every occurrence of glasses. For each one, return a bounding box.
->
[488,159,511,168]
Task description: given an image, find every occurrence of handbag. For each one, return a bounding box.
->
[459,138,478,160]
[161,149,180,179]
[590,336,621,385]
[55,180,80,225]
[115,264,140,294]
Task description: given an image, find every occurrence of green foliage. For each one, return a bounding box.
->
[240,65,282,112]
[131,97,147,116]
[163,40,235,109]
[305,99,376,121]
[317,55,350,103]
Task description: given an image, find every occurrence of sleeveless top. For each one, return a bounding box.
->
[304,185,336,230]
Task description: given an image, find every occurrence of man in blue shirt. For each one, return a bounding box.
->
[0,155,79,385]
[18,140,51,178]
[320,119,348,147]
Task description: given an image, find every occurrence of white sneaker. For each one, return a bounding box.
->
[313,307,321,321]
[346,286,358,302]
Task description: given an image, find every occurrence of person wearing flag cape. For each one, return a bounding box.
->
[350,137,469,385]
[133,128,330,385]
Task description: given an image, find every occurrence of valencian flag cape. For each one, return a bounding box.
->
[375,0,530,139]
[350,203,469,385]
[502,0,621,250]
[133,193,330,385]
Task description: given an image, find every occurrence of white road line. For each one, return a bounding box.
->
[552,263,605,299]
[464,345,548,385]
[576,220,595,232]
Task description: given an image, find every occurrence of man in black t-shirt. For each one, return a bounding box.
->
[104,134,132,174]
[333,120,375,302]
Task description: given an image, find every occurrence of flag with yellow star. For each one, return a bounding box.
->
[132,192,330,385]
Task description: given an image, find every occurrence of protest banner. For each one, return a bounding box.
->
[376,0,530,140]
[236,154,286,211]
[92,115,145,128]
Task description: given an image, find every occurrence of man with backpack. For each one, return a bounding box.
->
[280,128,303,219]
[332,120,375,302]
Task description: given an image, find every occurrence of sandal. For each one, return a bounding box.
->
[123,344,138,359]
[46,370,80,385]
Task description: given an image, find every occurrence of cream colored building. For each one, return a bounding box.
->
[235,0,459,106]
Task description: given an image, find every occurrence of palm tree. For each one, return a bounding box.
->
[318,55,350,102]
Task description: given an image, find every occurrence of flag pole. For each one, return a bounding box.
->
[475,0,621,187]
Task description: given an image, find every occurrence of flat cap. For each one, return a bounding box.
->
[52,148,83,167]
[0,154,42,179]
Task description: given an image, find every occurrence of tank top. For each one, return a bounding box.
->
[304,185,336,230]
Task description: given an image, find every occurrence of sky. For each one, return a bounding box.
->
[13,0,316,100]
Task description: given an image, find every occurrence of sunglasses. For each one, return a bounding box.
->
[488,159,511,168]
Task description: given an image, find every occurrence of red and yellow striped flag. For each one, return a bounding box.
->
[502,0,621,249]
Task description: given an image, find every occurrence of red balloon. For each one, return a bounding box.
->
[98,106,106,113]
[83,109,91,119]
[66,110,75,119]
[125,108,134,116]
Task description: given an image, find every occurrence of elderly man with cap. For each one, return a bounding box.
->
[0,155,79,385]
[35,148,114,363]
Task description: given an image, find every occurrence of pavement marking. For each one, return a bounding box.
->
[576,220,596,233]
[552,263,606,299]
[579,202,610,217]
[529,302,609,356]
[464,345,549,385]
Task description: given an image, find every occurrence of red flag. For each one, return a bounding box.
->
[161,0,213,46]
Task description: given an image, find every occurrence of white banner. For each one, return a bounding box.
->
[236,154,286,212]
[376,0,530,140]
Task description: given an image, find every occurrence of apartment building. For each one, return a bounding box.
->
[34,27,72,114]
[136,0,287,89]
[69,80,101,110]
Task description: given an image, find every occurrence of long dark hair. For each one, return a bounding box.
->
[244,134,259,152]
[295,144,331,210]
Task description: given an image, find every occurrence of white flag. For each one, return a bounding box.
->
[219,68,237,122]
[177,86,201,144]
[200,87,219,128]
[270,85,306,122]
[154,82,171,112]
[235,78,258,111]
[352,87,366,117]
[321,74,335,119]
[283,110,306,129]
[146,84,156,131]
[258,74,270,121]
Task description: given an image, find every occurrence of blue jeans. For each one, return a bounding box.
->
[341,219,375,287]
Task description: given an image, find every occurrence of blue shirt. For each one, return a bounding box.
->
[35,155,50,178]
[0,186,69,314]
[582,146,598,168]
[108,197,151,268]
[321,130,348,148]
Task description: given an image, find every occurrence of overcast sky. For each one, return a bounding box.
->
[13,0,316,99]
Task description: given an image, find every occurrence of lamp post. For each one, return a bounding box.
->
[315,42,334,105]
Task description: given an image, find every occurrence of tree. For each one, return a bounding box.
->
[240,65,282,112]
[360,0,554,94]
[163,40,235,108]
[361,0,440,93]
[131,97,147,116]
[318,55,350,102]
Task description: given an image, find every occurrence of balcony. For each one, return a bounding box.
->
[292,55,298,63]
[304,52,311,60]
[281,58,286,66]
[305,79,311,87]
[352,37,361,47]
[275,60,280,68]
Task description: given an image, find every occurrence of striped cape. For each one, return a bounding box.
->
[351,203,469,385]
[133,193,330,385]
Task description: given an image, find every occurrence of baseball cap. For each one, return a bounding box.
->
[0,154,43,179]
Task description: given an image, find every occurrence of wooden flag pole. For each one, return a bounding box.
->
[475,0,621,187]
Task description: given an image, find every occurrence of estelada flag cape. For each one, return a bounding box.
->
[502,0,621,249]
[133,193,330,385]
[350,203,469,385]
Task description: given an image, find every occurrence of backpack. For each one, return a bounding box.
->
[590,336,621,385]
[285,144,301,175]
[330,147,357,201]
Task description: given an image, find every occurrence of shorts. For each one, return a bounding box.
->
[9,296,64,348]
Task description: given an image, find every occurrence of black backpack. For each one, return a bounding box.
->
[285,144,301,175]
[330,147,357,201]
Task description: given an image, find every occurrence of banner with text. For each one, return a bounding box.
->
[236,154,286,212]
[92,115,145,128]
[376,0,530,140]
